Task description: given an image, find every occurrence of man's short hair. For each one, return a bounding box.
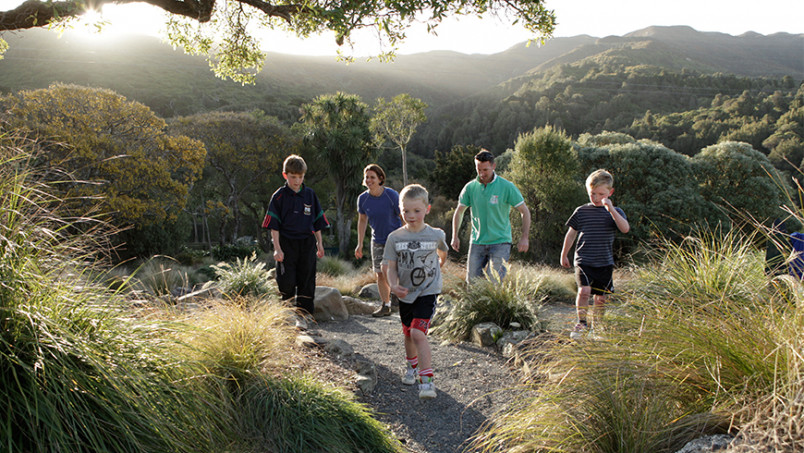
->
[586,169,614,189]
[400,184,429,205]
[283,154,307,175]
[363,164,386,186]
[474,149,495,163]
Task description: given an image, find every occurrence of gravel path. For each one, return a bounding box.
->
[313,304,577,453]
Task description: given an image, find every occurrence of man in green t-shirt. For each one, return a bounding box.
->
[451,150,531,282]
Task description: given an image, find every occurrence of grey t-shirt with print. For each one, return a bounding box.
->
[383,225,449,304]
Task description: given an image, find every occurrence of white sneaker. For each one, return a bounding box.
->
[402,365,418,385]
[569,322,587,340]
[418,377,437,399]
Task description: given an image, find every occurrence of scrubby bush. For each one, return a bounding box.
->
[205,253,274,298]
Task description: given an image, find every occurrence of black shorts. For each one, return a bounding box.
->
[399,294,438,328]
[575,265,614,295]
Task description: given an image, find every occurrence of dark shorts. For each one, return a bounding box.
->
[400,294,437,335]
[575,264,614,295]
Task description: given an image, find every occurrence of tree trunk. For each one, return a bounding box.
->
[401,145,408,187]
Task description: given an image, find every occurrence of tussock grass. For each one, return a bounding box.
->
[0,139,401,452]
[470,230,802,452]
[204,252,275,298]
[433,268,546,342]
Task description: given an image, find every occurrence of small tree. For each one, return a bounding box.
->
[371,94,427,186]
[297,92,375,257]
[430,144,480,200]
[507,126,586,262]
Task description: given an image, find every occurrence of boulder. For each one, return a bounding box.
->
[324,339,354,357]
[342,296,379,315]
[496,330,533,357]
[314,286,349,322]
[471,322,503,347]
[358,283,380,300]
[354,359,377,394]
[674,434,734,453]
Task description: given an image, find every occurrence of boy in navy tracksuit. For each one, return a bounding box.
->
[262,155,329,316]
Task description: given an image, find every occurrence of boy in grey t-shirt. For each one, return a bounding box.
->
[385,184,448,400]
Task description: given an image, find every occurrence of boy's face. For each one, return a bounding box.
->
[283,172,305,192]
[587,184,614,206]
[475,160,496,184]
[401,197,430,229]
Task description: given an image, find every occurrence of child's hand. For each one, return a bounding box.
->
[602,197,614,210]
[560,255,571,268]
[273,250,284,262]
[392,285,409,298]
[316,244,325,259]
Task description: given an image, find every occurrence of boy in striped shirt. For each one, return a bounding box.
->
[560,169,630,339]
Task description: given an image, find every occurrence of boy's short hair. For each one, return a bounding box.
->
[474,149,495,163]
[586,169,614,189]
[283,154,307,175]
[400,184,429,206]
[363,164,386,186]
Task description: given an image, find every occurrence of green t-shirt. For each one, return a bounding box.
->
[458,174,525,245]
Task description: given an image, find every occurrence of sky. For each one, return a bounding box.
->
[9,0,804,56]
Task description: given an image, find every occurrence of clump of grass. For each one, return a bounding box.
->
[0,138,229,452]
[318,255,355,276]
[433,268,545,342]
[472,229,801,452]
[510,262,577,304]
[178,297,402,452]
[132,255,191,297]
[204,252,274,298]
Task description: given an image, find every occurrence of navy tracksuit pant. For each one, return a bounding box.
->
[276,234,317,315]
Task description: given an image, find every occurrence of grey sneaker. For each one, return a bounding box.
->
[371,304,392,317]
[569,322,587,340]
[402,365,418,385]
[418,376,436,400]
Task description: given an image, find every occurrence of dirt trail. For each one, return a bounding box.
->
[312,304,576,453]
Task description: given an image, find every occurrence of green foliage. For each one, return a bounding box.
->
[429,144,480,200]
[298,92,375,257]
[206,253,274,298]
[371,93,428,185]
[211,242,261,261]
[0,83,205,235]
[317,255,355,277]
[433,269,545,342]
[691,141,788,225]
[168,111,294,246]
[577,136,711,246]
[507,126,586,261]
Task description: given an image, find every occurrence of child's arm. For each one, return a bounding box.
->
[314,230,325,258]
[560,227,577,268]
[386,260,409,298]
[354,213,368,259]
[603,198,630,233]
[437,248,448,268]
[271,230,283,262]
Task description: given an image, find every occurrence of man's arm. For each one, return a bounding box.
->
[560,227,577,268]
[515,203,531,253]
[354,212,369,259]
[451,204,468,251]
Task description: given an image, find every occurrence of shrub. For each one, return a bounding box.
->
[205,252,274,298]
[211,242,260,261]
[132,256,191,297]
[317,255,355,277]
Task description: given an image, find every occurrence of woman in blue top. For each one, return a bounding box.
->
[355,164,403,317]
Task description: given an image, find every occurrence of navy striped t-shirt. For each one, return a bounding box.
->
[566,203,626,267]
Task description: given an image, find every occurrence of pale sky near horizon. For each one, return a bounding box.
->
[7,0,804,56]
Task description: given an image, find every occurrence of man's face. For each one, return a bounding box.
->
[475,160,496,184]
[283,172,305,192]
